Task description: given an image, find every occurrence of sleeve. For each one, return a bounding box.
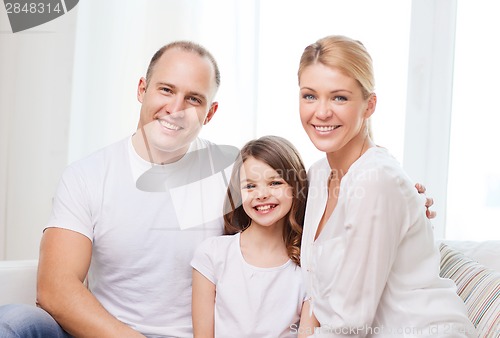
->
[319,166,416,335]
[45,164,94,241]
[190,236,218,284]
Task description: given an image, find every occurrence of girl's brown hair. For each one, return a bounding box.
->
[223,136,308,266]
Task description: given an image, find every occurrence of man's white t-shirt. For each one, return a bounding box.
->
[191,233,305,338]
[45,136,228,337]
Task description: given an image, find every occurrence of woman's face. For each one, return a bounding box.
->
[299,63,374,155]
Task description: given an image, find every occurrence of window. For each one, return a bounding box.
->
[446,1,500,240]
[202,0,412,169]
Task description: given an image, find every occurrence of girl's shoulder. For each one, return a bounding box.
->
[197,233,240,252]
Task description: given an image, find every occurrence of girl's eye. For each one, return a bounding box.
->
[270,181,284,186]
[333,96,347,102]
[242,183,255,190]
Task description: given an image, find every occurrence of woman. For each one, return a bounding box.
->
[298,35,475,337]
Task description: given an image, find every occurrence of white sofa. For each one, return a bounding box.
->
[0,259,37,305]
[440,240,500,271]
[1,241,499,337]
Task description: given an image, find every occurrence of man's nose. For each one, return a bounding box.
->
[167,97,186,118]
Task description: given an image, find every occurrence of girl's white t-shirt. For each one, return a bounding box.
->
[191,233,306,338]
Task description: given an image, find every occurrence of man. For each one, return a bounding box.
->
[0,41,226,338]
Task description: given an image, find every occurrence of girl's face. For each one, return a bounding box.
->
[299,63,375,155]
[239,157,294,229]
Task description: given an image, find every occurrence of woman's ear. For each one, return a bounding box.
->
[364,93,377,118]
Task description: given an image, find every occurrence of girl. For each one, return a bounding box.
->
[191,135,315,338]
[298,35,476,337]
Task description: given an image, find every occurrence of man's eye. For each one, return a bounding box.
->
[161,87,173,93]
[188,97,202,105]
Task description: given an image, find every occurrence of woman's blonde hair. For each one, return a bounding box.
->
[298,35,375,99]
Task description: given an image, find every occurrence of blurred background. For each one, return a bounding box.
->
[1,0,499,259]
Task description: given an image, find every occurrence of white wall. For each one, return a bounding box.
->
[0,7,77,259]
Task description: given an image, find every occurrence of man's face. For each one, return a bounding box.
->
[136,48,218,163]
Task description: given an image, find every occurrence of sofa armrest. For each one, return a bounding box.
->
[0,260,38,305]
[439,240,500,271]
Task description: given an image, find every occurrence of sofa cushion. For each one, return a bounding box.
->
[440,243,500,338]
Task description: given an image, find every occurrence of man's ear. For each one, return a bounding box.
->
[204,102,218,125]
[364,93,377,118]
[137,77,147,103]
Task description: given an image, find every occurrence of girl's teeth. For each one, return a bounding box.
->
[256,205,274,211]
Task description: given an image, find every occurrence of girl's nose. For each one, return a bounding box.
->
[255,186,270,200]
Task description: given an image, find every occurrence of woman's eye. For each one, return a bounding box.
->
[303,94,315,100]
[333,96,347,102]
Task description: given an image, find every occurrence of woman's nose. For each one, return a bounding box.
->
[315,100,333,119]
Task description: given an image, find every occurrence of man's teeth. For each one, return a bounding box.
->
[255,205,276,211]
[315,125,340,132]
[159,120,181,130]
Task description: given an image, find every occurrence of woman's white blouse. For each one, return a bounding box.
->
[301,147,475,337]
